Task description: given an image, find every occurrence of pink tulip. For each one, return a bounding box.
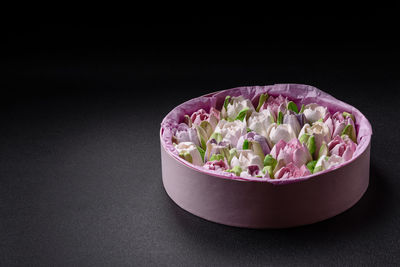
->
[275,163,311,179]
[331,112,356,141]
[191,109,209,126]
[270,139,312,168]
[260,95,288,117]
[328,135,357,161]
[190,107,220,129]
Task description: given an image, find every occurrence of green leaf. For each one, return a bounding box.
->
[235,107,249,121]
[227,166,242,176]
[299,133,310,144]
[277,111,283,125]
[262,166,274,179]
[223,96,231,111]
[256,93,269,112]
[263,154,277,169]
[197,146,205,162]
[306,135,316,155]
[179,152,193,163]
[247,127,252,133]
[318,142,328,159]
[195,125,208,150]
[242,139,249,150]
[199,120,213,139]
[299,104,305,113]
[342,112,355,122]
[287,101,299,113]
[306,160,317,173]
[341,124,357,143]
[210,154,224,161]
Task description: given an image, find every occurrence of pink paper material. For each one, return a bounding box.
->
[160,84,372,185]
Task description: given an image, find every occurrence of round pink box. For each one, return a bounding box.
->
[160,84,372,228]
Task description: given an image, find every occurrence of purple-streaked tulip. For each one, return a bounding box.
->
[190,107,220,130]
[236,132,270,156]
[175,123,200,147]
[283,112,301,136]
[204,139,230,162]
[259,94,288,118]
[203,160,229,171]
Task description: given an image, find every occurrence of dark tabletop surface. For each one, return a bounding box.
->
[1,18,400,266]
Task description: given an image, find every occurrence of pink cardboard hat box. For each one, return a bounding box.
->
[160,84,372,228]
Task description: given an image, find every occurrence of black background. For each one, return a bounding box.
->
[2,9,400,266]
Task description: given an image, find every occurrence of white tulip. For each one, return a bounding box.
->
[247,108,276,138]
[314,154,344,173]
[214,119,247,147]
[298,122,331,156]
[175,141,203,166]
[226,96,255,119]
[303,103,328,124]
[230,150,263,170]
[266,123,297,148]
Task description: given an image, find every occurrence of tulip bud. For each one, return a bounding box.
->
[175,142,203,166]
[283,113,301,136]
[249,140,265,162]
[303,103,328,124]
[199,121,213,139]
